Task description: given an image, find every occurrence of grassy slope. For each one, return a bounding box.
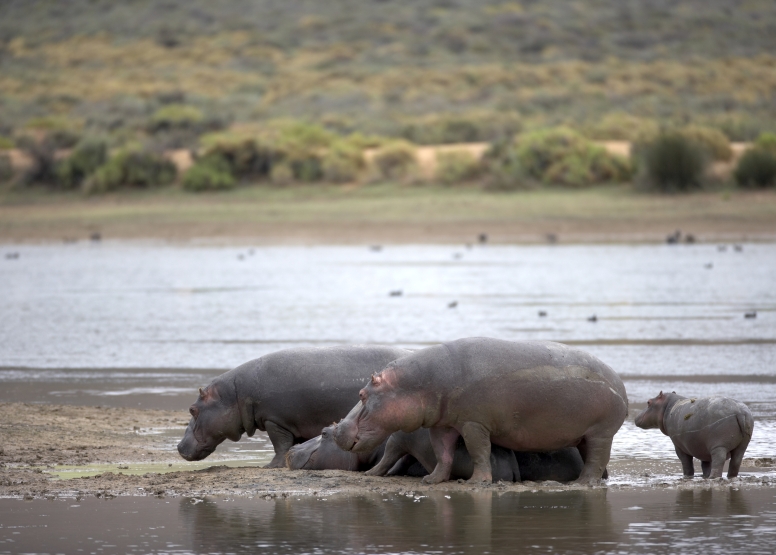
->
[2,185,774,244]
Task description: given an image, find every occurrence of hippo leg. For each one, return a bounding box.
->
[460,421,492,483]
[366,437,407,477]
[574,436,612,484]
[727,439,750,478]
[708,446,729,479]
[675,448,695,478]
[264,421,295,469]
[421,427,460,484]
[386,454,422,477]
[701,460,711,478]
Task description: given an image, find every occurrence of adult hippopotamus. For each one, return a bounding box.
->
[177,345,410,467]
[634,391,754,479]
[334,338,627,484]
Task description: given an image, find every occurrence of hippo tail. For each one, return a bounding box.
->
[736,410,754,440]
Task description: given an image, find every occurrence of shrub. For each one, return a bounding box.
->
[734,148,776,188]
[481,137,527,190]
[637,132,707,192]
[435,150,482,184]
[182,156,235,192]
[56,137,108,189]
[677,126,732,162]
[84,150,176,193]
[148,105,204,132]
[270,162,295,185]
[322,142,364,183]
[200,136,278,179]
[754,132,776,154]
[16,135,58,185]
[0,136,14,150]
[400,112,522,145]
[515,128,632,187]
[0,154,12,183]
[582,113,660,142]
[371,140,417,180]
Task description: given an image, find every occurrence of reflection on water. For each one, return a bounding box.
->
[2,488,775,554]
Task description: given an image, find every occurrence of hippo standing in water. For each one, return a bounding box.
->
[634,391,754,479]
[334,338,627,484]
[177,345,410,467]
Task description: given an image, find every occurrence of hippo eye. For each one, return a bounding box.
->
[189,406,199,418]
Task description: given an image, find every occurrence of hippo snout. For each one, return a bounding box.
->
[334,420,358,452]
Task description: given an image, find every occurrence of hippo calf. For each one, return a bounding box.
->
[177,345,410,467]
[335,338,627,484]
[635,391,754,479]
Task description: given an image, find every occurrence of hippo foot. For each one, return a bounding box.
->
[466,472,492,485]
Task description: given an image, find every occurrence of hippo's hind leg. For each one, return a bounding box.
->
[422,427,460,484]
[708,446,729,479]
[264,421,296,468]
[574,435,612,484]
[460,421,493,483]
[727,437,751,478]
[366,436,407,477]
[675,447,695,478]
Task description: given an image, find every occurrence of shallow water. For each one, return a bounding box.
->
[2,488,776,555]
[1,242,775,552]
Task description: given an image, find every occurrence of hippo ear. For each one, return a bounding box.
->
[239,397,257,437]
[658,391,664,398]
[371,373,383,386]
[199,387,206,399]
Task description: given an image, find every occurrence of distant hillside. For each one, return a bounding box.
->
[1,0,776,141]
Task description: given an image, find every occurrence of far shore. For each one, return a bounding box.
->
[1,185,775,245]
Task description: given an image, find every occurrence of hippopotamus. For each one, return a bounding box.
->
[288,422,584,482]
[334,338,627,484]
[177,345,411,467]
[634,391,754,479]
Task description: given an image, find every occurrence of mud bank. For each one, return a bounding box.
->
[1,403,774,500]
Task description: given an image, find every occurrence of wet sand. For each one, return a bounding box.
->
[2,403,774,500]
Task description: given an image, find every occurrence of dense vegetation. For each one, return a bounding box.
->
[0,0,775,193]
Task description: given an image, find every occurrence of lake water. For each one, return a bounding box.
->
[1,241,775,554]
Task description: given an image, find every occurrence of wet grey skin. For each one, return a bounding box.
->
[334,338,628,485]
[634,391,754,479]
[287,424,585,482]
[177,345,411,468]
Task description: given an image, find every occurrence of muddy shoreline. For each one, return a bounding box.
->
[1,403,774,500]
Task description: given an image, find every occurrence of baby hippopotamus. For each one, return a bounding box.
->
[635,391,754,479]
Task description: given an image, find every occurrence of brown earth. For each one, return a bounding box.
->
[1,403,774,500]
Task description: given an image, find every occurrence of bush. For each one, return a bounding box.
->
[56,137,108,189]
[754,132,776,154]
[481,137,527,190]
[322,142,364,183]
[148,105,204,132]
[435,150,482,184]
[371,140,417,180]
[200,136,278,179]
[0,136,14,150]
[734,148,776,188]
[0,154,12,183]
[515,128,632,187]
[677,126,732,162]
[84,150,176,193]
[182,156,235,192]
[400,112,522,145]
[637,132,707,192]
[16,135,58,185]
[582,113,660,142]
[270,162,294,185]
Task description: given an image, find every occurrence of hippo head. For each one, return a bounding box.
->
[286,424,358,470]
[634,391,670,431]
[334,369,424,453]
[177,381,246,461]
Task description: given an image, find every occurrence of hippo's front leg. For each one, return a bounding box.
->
[264,421,296,468]
[460,421,492,483]
[422,427,460,484]
[366,436,406,477]
[675,447,695,478]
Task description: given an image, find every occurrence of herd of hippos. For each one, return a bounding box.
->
[177,338,754,484]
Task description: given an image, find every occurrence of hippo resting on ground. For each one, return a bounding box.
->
[177,345,410,467]
[334,338,628,484]
[287,423,585,482]
[634,391,754,479]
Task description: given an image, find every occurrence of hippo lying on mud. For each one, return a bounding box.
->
[287,424,585,482]
[635,391,754,479]
[334,338,627,484]
[177,345,410,467]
